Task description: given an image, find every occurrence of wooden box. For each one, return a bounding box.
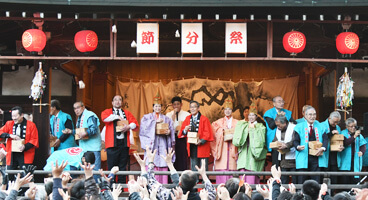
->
[330,140,344,151]
[223,128,234,141]
[269,141,282,149]
[156,123,169,135]
[49,135,58,146]
[223,134,233,142]
[116,120,129,132]
[187,131,198,138]
[11,139,24,152]
[175,121,183,132]
[330,144,343,151]
[309,148,323,156]
[308,141,322,149]
[331,134,344,141]
[188,137,199,144]
[331,140,343,145]
[75,128,89,140]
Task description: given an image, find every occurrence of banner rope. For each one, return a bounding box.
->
[106,73,299,83]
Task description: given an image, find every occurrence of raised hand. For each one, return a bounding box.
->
[61,172,72,188]
[133,152,146,168]
[25,185,37,200]
[149,185,159,200]
[13,173,33,191]
[289,183,296,194]
[145,146,157,163]
[23,165,36,182]
[137,176,148,187]
[99,169,112,183]
[80,162,95,179]
[112,183,123,200]
[199,189,209,200]
[52,160,68,178]
[217,185,231,200]
[160,148,175,165]
[244,183,252,197]
[271,165,281,179]
[256,184,270,199]
[58,188,71,200]
[195,159,206,178]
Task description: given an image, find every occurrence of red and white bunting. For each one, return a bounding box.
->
[225,23,247,53]
[181,23,203,54]
[137,23,159,54]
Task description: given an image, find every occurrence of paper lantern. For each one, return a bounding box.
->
[74,30,98,52]
[336,32,359,55]
[283,31,306,55]
[22,29,46,52]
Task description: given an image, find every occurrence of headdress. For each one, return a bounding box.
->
[224,96,234,110]
[153,89,162,105]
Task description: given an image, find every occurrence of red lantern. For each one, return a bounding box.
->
[283,31,306,55]
[74,30,98,52]
[22,29,46,52]
[336,32,359,55]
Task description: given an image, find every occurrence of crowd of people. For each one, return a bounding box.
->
[0,93,367,199]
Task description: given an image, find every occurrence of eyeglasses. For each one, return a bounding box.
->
[73,106,82,110]
[306,113,316,116]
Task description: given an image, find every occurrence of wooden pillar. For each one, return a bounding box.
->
[32,60,51,181]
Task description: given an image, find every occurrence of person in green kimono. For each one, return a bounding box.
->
[233,103,267,184]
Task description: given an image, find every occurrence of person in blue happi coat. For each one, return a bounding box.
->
[50,99,76,152]
[320,111,343,187]
[338,118,367,184]
[293,106,328,184]
[264,95,296,167]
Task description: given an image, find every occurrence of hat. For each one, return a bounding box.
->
[153,90,162,105]
[224,96,233,110]
[249,102,258,114]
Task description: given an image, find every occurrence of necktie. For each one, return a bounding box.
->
[77,117,81,128]
[15,124,21,136]
[116,109,120,116]
[309,125,313,137]
[191,116,196,131]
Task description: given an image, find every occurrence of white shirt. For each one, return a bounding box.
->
[166,110,190,131]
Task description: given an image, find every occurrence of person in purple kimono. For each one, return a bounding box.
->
[139,91,175,184]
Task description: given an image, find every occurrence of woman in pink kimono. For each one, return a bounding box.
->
[139,91,175,184]
[211,96,238,184]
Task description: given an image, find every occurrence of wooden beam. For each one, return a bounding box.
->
[60,61,83,79]
[1,56,368,63]
[314,66,329,77]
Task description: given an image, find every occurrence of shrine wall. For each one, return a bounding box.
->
[90,60,324,123]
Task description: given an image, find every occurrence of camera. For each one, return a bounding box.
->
[355,126,364,131]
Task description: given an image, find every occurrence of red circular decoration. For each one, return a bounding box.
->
[22,29,46,52]
[283,31,306,54]
[336,32,359,55]
[74,30,98,52]
[66,147,83,156]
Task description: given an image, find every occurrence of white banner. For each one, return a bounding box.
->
[225,23,247,53]
[181,23,203,53]
[137,23,159,54]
